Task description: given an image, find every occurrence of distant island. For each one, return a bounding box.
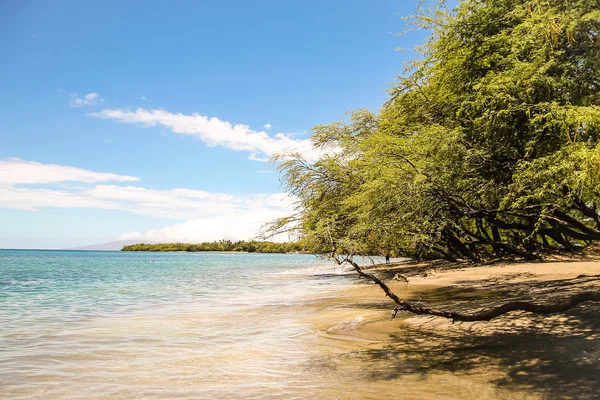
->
[121,240,309,254]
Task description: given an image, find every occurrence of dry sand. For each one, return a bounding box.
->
[302,257,600,399]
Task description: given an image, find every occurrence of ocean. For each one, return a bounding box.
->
[1,250,556,400]
[0,249,367,399]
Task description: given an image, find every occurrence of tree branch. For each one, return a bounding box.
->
[338,257,600,322]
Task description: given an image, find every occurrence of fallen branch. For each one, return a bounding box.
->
[338,257,600,322]
[391,290,600,322]
[392,273,410,283]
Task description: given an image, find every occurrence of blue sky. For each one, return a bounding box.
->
[0,0,429,249]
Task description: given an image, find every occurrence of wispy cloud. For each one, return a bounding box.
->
[69,92,104,107]
[248,153,270,162]
[89,108,321,162]
[84,185,293,220]
[0,182,292,220]
[0,186,120,212]
[0,158,294,242]
[264,123,272,130]
[0,158,138,185]
[118,209,291,243]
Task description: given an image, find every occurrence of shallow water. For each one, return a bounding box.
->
[1,250,549,399]
[0,250,350,399]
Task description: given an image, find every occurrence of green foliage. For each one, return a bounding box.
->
[121,240,313,254]
[274,0,600,261]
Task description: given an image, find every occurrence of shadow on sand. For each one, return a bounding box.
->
[346,272,600,399]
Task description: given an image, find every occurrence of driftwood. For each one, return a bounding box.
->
[336,257,600,322]
[392,273,410,283]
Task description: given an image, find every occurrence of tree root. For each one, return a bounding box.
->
[339,257,600,322]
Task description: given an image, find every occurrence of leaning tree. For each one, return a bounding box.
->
[270,0,600,321]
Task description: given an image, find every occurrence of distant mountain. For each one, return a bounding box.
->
[66,240,147,251]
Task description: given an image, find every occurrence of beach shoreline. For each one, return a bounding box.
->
[303,256,600,399]
[2,251,599,399]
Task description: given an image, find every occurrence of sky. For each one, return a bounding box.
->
[0,0,429,249]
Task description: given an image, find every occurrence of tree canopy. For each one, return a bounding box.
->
[274,0,600,263]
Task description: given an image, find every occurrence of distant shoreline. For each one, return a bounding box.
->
[121,250,308,254]
[121,241,315,254]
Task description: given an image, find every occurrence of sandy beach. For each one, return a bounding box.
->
[301,257,600,399]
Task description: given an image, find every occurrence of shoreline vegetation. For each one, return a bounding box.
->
[121,240,314,254]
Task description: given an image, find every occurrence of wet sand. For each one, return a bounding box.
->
[303,258,600,399]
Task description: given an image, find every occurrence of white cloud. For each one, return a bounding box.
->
[0,186,120,211]
[118,208,290,243]
[70,92,104,107]
[0,182,293,221]
[0,158,139,185]
[80,185,292,220]
[248,153,270,162]
[0,158,295,242]
[115,191,295,242]
[264,123,272,130]
[89,108,321,162]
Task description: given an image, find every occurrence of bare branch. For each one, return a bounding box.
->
[339,258,600,322]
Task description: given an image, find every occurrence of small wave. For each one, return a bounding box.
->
[326,316,365,334]
[0,279,51,288]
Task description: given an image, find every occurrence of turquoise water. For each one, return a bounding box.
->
[0,250,328,323]
[0,250,354,399]
[0,250,544,399]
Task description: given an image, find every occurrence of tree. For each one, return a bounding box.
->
[273,0,600,321]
